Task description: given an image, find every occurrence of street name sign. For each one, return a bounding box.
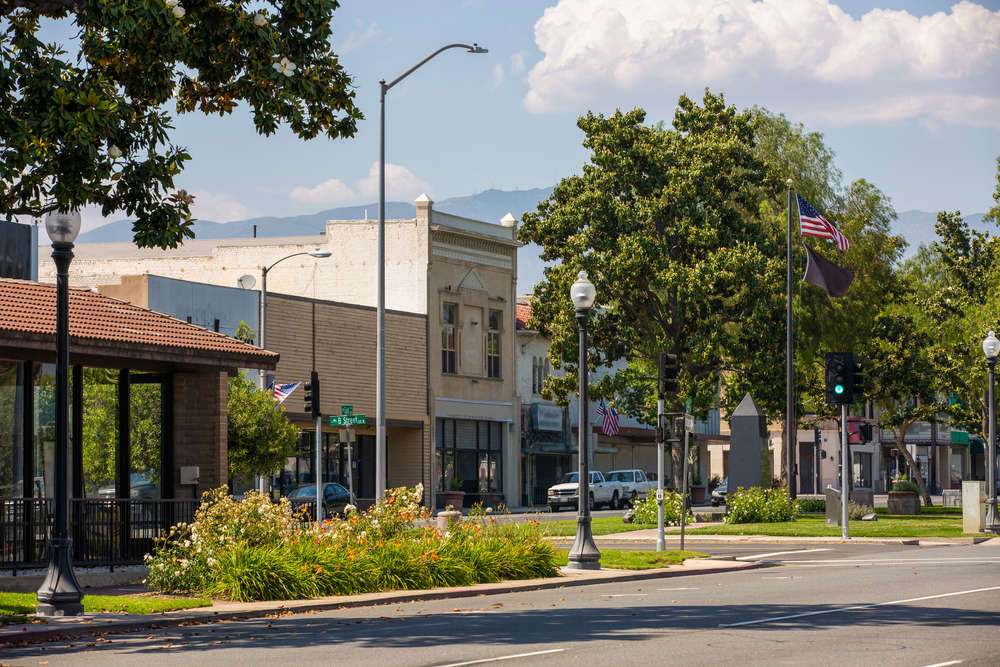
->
[341,405,353,415]
[329,414,366,426]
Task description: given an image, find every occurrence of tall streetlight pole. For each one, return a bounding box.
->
[376,42,487,500]
[982,331,999,533]
[567,271,600,570]
[36,210,84,617]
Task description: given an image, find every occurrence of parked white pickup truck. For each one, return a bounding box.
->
[547,471,624,511]
[605,469,655,507]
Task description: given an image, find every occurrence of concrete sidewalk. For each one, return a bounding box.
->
[0,558,762,647]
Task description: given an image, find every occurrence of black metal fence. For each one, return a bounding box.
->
[1,498,199,574]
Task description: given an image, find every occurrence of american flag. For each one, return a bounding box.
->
[269,381,300,405]
[797,194,850,251]
[597,398,620,437]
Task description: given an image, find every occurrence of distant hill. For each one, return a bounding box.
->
[70,186,988,293]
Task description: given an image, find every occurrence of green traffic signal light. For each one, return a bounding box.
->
[834,384,845,395]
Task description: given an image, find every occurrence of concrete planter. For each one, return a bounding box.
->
[441,490,465,510]
[887,491,920,515]
[689,485,707,505]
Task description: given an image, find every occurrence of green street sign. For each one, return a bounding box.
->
[341,405,353,416]
[329,414,366,426]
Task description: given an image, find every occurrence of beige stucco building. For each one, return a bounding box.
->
[40,196,522,508]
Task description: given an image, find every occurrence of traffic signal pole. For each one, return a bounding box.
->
[316,414,324,522]
[841,403,849,539]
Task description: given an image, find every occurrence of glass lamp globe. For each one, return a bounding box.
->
[45,210,82,245]
[570,270,597,310]
[309,249,332,258]
[984,331,1000,361]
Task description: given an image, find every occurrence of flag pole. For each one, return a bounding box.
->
[786,179,797,499]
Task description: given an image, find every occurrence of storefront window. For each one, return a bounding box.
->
[129,376,162,499]
[0,361,24,498]
[437,418,503,496]
[852,451,872,489]
[81,368,118,497]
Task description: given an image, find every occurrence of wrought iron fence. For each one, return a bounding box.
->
[1,498,199,574]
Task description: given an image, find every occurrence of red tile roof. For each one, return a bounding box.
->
[515,302,532,330]
[0,279,277,367]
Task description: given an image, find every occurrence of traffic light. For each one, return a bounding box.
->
[656,412,670,443]
[658,352,678,397]
[825,352,855,405]
[852,361,866,400]
[303,370,320,418]
[859,423,873,443]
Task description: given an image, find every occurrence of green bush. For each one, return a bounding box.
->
[146,484,557,601]
[892,480,919,493]
[629,489,691,526]
[725,487,798,524]
[848,501,875,520]
[796,498,826,513]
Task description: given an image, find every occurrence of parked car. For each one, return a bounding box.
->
[289,482,356,516]
[606,469,655,506]
[547,471,624,511]
[96,472,159,500]
[710,477,728,506]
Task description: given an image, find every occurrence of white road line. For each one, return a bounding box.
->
[436,648,566,667]
[605,593,648,597]
[735,548,831,561]
[780,558,1000,564]
[718,585,1000,628]
[657,587,700,591]
[919,661,962,667]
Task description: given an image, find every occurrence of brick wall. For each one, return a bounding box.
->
[172,370,228,497]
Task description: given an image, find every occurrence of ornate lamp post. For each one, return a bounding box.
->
[983,331,999,534]
[567,270,600,570]
[36,210,85,616]
[376,42,487,500]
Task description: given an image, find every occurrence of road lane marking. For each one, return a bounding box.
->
[780,558,1000,564]
[657,587,700,591]
[604,593,648,597]
[735,548,831,560]
[436,648,565,666]
[718,585,1000,628]
[919,661,962,667]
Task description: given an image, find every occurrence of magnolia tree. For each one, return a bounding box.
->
[1,0,361,247]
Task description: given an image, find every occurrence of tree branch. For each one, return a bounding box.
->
[0,0,80,15]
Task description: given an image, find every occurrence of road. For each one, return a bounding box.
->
[4,541,999,666]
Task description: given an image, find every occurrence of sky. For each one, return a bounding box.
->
[37,0,1000,233]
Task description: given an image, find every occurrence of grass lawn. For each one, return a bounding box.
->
[687,514,986,538]
[554,549,709,569]
[540,516,657,537]
[0,592,211,624]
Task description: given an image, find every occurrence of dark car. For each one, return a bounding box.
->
[289,482,356,517]
[710,477,728,506]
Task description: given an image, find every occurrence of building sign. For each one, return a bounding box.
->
[532,404,563,432]
[0,220,32,280]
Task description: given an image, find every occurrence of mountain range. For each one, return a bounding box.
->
[74,187,987,293]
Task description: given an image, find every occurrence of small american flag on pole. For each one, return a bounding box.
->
[797,194,849,251]
[269,381,300,405]
[597,398,620,437]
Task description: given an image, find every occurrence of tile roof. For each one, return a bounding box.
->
[0,279,277,366]
[515,302,532,330]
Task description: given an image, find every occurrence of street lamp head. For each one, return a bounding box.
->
[984,331,1000,361]
[570,270,597,310]
[309,249,332,258]
[467,43,488,54]
[45,210,82,245]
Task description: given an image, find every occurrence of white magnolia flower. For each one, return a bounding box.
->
[164,0,178,5]
[272,56,296,77]
[253,12,267,26]
[108,144,122,159]
[172,5,185,18]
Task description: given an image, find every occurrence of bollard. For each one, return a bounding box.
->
[436,510,462,532]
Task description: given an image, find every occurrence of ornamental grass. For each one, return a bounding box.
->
[146,485,557,602]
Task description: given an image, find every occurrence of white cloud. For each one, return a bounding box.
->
[339,19,382,54]
[524,0,1000,127]
[492,63,504,88]
[189,190,260,222]
[291,162,432,206]
[509,51,527,75]
[290,178,355,205]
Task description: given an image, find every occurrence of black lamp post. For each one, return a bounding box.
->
[36,210,85,616]
[567,270,600,570]
[983,331,999,534]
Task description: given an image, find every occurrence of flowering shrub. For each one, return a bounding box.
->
[725,487,798,524]
[628,489,691,526]
[795,498,827,513]
[146,484,557,601]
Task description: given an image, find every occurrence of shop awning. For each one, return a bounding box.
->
[950,431,970,446]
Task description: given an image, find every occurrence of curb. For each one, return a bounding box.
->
[0,560,763,647]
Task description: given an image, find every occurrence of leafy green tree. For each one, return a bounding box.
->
[227,372,298,479]
[1,0,361,248]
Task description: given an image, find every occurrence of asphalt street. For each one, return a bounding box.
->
[4,542,998,667]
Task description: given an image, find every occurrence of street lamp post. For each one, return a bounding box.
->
[567,271,601,570]
[376,42,487,500]
[983,331,1000,533]
[36,210,85,616]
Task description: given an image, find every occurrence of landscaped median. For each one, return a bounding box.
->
[0,593,209,625]
[554,549,709,569]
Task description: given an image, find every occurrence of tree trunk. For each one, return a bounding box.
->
[895,422,933,507]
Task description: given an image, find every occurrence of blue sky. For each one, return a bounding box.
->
[69,0,1000,231]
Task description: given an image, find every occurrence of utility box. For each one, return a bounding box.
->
[825,486,842,527]
[962,481,986,533]
[728,393,770,495]
[180,466,201,486]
